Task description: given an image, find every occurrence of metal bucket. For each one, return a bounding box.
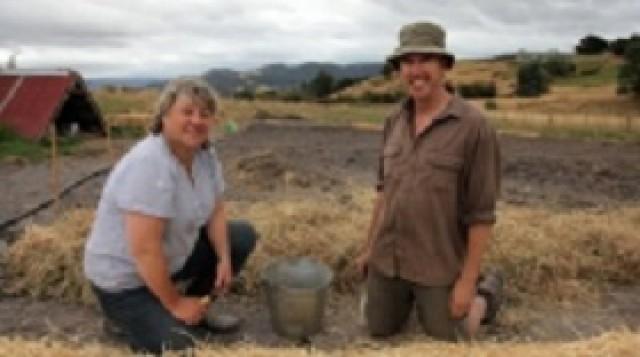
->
[261,257,333,340]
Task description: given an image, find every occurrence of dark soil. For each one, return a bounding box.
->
[1,119,640,348]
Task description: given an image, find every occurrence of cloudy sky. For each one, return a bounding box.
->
[0,0,638,78]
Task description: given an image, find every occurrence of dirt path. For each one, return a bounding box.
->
[1,120,640,348]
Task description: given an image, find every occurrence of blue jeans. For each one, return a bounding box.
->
[92,220,258,354]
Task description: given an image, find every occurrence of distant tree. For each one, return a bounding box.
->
[333,77,363,92]
[306,70,334,98]
[610,38,630,56]
[542,54,576,77]
[254,86,278,100]
[457,81,497,98]
[280,90,304,102]
[233,87,255,100]
[618,39,640,96]
[381,62,395,78]
[610,34,640,56]
[484,99,498,110]
[516,61,550,97]
[575,35,609,55]
[361,91,404,103]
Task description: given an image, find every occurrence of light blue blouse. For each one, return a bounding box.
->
[84,134,225,291]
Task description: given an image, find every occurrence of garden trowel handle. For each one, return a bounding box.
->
[199,291,218,306]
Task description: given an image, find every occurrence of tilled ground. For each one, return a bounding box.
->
[1,120,640,348]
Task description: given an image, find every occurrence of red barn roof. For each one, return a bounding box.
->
[0,70,104,140]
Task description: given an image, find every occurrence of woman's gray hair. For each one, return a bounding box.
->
[150,76,219,134]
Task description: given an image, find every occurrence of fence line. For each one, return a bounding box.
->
[105,113,151,127]
[489,110,640,133]
[106,110,640,134]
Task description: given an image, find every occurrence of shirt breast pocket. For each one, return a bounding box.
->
[423,154,463,191]
[383,145,405,180]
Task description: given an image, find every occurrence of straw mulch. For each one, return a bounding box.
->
[0,331,639,356]
[4,188,640,312]
[3,209,97,305]
[229,188,373,294]
[489,204,640,306]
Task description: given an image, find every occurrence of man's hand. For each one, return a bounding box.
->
[449,277,476,319]
[168,296,208,325]
[355,249,372,279]
[214,258,233,294]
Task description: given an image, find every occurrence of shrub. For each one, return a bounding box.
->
[333,77,364,92]
[381,61,395,78]
[279,90,304,102]
[579,65,603,76]
[305,70,334,99]
[233,88,255,100]
[618,40,640,96]
[575,35,609,55]
[610,38,630,56]
[457,81,497,98]
[361,91,404,103]
[516,61,550,97]
[332,94,358,103]
[484,99,498,110]
[542,54,576,77]
[609,34,640,56]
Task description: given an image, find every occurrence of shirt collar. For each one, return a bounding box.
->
[401,95,465,123]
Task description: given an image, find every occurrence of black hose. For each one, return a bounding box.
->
[0,165,111,232]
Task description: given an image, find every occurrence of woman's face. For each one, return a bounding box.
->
[162,93,215,151]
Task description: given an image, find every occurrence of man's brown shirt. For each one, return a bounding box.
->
[370,95,500,286]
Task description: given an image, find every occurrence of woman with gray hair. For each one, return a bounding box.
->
[84,77,257,353]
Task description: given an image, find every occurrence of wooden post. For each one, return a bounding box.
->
[584,113,589,128]
[105,119,115,163]
[626,115,632,132]
[49,124,60,212]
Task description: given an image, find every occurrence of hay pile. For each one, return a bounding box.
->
[4,189,640,310]
[489,204,640,306]
[2,188,374,304]
[3,209,96,305]
[0,331,639,356]
[229,189,373,293]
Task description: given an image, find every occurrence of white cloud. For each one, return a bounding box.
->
[0,0,637,77]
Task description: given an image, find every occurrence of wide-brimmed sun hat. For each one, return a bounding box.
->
[387,21,455,69]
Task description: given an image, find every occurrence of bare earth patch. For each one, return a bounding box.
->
[1,120,640,353]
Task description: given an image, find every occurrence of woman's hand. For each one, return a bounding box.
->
[214,257,233,294]
[168,296,208,325]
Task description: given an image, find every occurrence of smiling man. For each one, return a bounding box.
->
[356,21,502,340]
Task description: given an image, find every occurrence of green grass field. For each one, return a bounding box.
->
[0,126,81,162]
[553,55,620,87]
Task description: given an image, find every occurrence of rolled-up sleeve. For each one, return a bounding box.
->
[115,156,176,218]
[212,155,225,196]
[462,119,501,225]
[376,115,395,192]
[205,148,226,197]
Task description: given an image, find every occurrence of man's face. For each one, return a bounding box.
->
[398,53,449,101]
